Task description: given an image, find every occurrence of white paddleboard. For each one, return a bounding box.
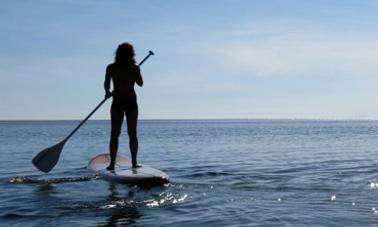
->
[88,153,169,186]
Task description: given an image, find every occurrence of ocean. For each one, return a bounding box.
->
[2,120,378,226]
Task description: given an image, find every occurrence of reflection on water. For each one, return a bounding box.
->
[100,183,189,226]
[101,184,141,226]
[102,207,140,227]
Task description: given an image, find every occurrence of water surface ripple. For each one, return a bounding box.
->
[1,120,378,226]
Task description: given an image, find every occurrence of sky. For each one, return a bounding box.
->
[1,0,378,120]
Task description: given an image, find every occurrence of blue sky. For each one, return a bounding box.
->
[1,0,378,119]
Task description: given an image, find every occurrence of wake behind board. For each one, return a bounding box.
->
[88,153,169,186]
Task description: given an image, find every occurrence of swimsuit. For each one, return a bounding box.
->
[111,96,138,113]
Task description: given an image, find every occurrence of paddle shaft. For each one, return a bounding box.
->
[63,51,154,142]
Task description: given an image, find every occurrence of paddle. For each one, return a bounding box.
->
[32,50,155,172]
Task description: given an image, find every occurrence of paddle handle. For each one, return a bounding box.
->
[63,50,154,142]
[138,50,154,66]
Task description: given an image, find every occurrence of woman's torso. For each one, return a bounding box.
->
[108,63,139,97]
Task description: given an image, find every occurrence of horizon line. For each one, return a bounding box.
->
[2,117,378,121]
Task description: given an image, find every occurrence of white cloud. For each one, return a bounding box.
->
[210,24,378,77]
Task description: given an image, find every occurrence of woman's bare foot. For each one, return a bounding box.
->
[132,164,142,169]
[106,165,114,171]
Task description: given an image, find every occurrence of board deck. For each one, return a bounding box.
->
[88,153,169,186]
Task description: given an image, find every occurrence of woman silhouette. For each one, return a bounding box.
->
[104,43,143,170]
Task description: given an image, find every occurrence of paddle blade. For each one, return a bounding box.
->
[32,141,65,173]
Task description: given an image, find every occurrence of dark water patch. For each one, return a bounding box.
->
[179,170,234,178]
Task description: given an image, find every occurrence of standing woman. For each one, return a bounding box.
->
[104,43,143,170]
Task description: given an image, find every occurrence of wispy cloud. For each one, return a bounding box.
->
[208,22,378,77]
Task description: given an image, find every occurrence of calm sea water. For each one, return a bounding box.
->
[2,120,378,226]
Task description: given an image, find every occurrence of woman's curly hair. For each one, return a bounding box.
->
[115,43,136,66]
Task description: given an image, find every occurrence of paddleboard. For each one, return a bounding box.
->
[88,153,169,186]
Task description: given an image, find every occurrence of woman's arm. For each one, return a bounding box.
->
[104,65,112,98]
[135,66,143,87]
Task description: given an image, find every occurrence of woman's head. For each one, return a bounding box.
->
[115,43,136,66]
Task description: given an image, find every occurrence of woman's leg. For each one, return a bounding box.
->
[107,108,124,170]
[126,110,139,168]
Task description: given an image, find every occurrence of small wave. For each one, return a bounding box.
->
[3,213,27,219]
[100,192,189,209]
[181,171,233,178]
[8,175,100,184]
